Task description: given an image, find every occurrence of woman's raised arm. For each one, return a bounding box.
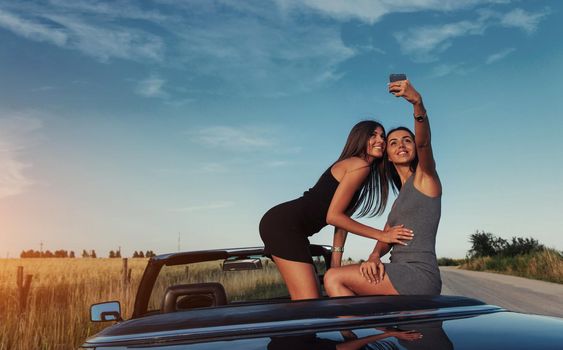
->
[389,80,441,196]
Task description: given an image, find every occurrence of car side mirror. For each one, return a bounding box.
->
[90,301,122,322]
[222,257,263,271]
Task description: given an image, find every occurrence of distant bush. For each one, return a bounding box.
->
[503,237,545,256]
[20,249,75,258]
[437,257,464,266]
[132,250,156,258]
[468,230,544,258]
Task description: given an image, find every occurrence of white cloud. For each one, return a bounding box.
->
[0,1,355,96]
[170,14,355,96]
[395,21,485,62]
[500,8,550,34]
[43,14,164,62]
[395,8,549,62]
[486,48,515,64]
[428,62,476,78]
[135,74,167,98]
[170,201,234,213]
[275,0,512,24]
[1,1,548,97]
[191,126,274,151]
[0,6,164,63]
[0,114,42,199]
[0,9,67,46]
[47,0,167,22]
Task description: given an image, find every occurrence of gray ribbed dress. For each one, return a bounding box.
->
[385,175,442,295]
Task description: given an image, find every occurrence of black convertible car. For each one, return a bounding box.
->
[81,245,563,349]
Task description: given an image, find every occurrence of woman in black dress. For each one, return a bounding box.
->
[259,121,414,300]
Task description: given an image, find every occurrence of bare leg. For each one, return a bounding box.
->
[324,264,399,297]
[273,255,320,300]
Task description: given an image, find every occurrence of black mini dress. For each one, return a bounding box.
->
[259,166,360,264]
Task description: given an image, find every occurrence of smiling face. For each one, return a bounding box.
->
[365,126,386,162]
[387,129,416,165]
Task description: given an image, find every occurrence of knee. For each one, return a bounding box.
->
[323,268,340,295]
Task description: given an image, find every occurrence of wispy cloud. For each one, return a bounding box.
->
[429,62,468,78]
[168,12,355,96]
[43,13,164,62]
[275,0,513,24]
[0,1,355,96]
[499,8,551,34]
[190,126,275,151]
[47,0,167,22]
[0,1,548,98]
[395,21,485,62]
[31,86,56,92]
[0,5,164,63]
[0,8,67,46]
[486,48,516,64]
[170,201,234,213]
[0,114,42,199]
[135,74,167,98]
[395,8,549,62]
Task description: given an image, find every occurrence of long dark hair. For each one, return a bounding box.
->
[386,126,418,194]
[336,120,389,217]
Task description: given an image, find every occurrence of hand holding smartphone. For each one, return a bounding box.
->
[389,73,407,83]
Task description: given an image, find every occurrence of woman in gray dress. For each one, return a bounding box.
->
[324,79,442,296]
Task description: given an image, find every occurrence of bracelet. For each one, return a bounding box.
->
[331,246,344,253]
[414,113,427,122]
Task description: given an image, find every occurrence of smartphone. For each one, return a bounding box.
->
[389,73,407,82]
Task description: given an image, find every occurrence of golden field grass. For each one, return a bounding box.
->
[0,257,288,350]
[0,258,148,350]
[148,259,288,310]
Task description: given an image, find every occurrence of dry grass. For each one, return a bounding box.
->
[461,249,563,284]
[148,259,287,310]
[0,257,289,350]
[0,258,148,350]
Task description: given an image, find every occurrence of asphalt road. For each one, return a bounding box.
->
[440,266,563,318]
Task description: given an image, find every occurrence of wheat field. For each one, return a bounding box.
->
[0,257,289,350]
[0,258,148,350]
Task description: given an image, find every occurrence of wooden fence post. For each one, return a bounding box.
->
[16,266,33,314]
[122,258,129,287]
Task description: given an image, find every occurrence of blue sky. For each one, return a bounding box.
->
[0,0,562,259]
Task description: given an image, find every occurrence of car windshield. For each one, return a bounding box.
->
[148,255,327,312]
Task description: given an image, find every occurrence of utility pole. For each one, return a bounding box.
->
[177,232,181,252]
[40,241,43,254]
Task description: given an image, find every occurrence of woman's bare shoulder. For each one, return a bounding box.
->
[336,156,370,170]
[331,157,369,182]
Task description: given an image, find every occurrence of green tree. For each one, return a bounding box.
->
[468,230,506,258]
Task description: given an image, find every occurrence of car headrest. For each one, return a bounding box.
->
[161,282,227,313]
